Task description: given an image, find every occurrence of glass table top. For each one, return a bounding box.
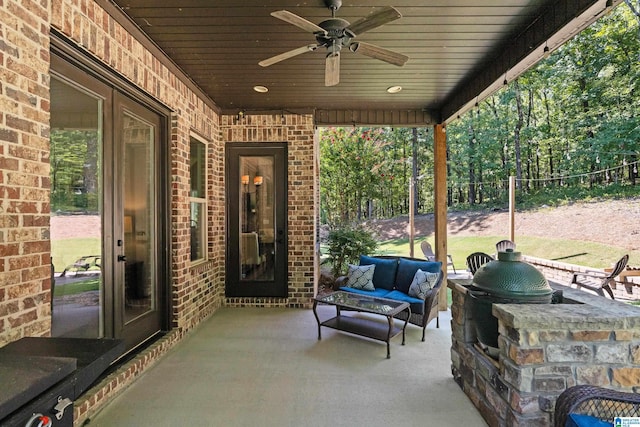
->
[314,291,409,316]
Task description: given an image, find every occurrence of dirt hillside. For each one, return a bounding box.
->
[364,198,640,251]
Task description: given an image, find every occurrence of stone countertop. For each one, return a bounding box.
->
[448,278,640,330]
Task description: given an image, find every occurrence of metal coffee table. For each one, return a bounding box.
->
[312,291,411,358]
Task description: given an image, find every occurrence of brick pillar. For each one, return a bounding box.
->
[0,0,53,345]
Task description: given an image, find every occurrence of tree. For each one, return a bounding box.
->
[319,5,639,221]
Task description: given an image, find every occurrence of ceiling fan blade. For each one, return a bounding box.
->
[325,53,340,87]
[259,44,319,67]
[271,10,327,35]
[347,6,402,36]
[349,41,408,66]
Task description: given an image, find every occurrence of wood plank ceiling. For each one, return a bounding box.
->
[107,0,616,125]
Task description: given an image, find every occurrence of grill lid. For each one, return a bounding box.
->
[472,249,551,300]
[0,355,76,419]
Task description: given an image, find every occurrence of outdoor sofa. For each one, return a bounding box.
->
[333,255,443,341]
[554,384,640,427]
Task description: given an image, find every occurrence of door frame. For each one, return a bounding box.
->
[113,92,169,350]
[225,143,288,298]
[51,40,171,352]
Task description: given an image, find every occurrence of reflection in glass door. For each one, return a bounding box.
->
[226,144,288,298]
[240,156,275,281]
[50,55,166,352]
[50,76,106,339]
[122,113,156,323]
[114,94,163,350]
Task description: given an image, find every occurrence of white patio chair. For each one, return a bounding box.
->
[420,241,456,274]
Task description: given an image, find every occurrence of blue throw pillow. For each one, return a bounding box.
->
[565,414,613,427]
[359,255,397,291]
[395,258,442,294]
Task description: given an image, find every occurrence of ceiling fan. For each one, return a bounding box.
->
[259,0,409,86]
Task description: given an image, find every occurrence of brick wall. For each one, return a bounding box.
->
[0,0,53,345]
[1,0,320,422]
[0,0,223,421]
[50,0,227,334]
[221,113,318,309]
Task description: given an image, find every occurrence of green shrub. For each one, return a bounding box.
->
[324,226,377,276]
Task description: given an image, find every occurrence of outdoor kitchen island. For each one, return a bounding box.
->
[448,279,640,427]
[0,338,124,426]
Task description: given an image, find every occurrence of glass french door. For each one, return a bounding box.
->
[50,72,108,339]
[114,93,163,349]
[50,54,166,352]
[226,144,288,297]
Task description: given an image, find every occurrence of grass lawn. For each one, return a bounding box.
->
[53,277,101,297]
[51,237,101,274]
[377,235,640,270]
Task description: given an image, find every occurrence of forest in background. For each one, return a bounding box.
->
[319,4,640,227]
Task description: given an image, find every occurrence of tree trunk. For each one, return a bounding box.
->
[467,123,477,204]
[513,79,524,190]
[412,128,419,214]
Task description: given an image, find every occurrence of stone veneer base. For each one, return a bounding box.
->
[449,279,640,427]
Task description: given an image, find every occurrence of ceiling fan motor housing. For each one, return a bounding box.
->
[315,18,353,49]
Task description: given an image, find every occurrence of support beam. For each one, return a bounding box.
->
[409,179,415,258]
[433,124,448,310]
[314,109,436,127]
[509,175,516,242]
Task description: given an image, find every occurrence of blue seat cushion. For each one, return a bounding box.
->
[359,255,397,291]
[339,287,391,298]
[565,414,612,427]
[395,258,442,294]
[383,290,425,315]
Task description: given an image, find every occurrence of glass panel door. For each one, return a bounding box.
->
[51,54,166,352]
[226,144,288,298]
[240,155,275,281]
[50,76,105,338]
[122,112,156,323]
[114,93,163,349]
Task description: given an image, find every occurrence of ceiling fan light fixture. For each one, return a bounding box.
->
[387,85,402,94]
[253,85,269,93]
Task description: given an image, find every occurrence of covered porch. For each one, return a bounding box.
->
[88,306,487,426]
[0,0,630,426]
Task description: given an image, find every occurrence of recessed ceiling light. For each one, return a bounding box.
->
[253,85,269,93]
[387,85,402,94]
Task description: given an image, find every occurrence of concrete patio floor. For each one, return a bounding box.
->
[88,304,487,427]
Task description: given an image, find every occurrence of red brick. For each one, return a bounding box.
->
[0,301,20,317]
[6,201,39,213]
[22,215,49,227]
[8,252,42,271]
[8,144,40,161]
[0,244,20,257]
[8,309,38,328]
[22,266,49,282]
[0,156,20,171]
[0,186,20,199]
[6,114,38,133]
